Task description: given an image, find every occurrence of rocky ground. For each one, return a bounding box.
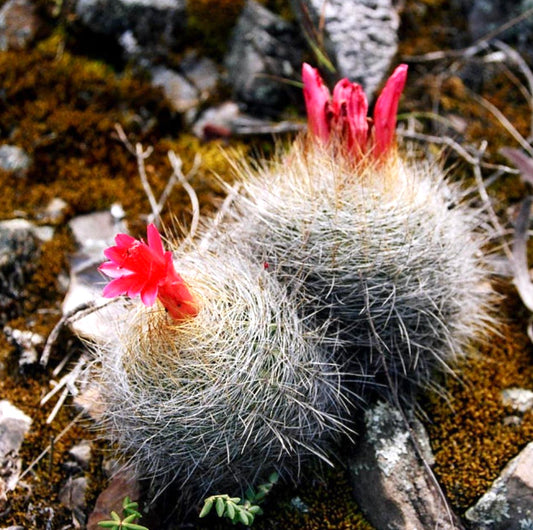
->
[1,0,533,529]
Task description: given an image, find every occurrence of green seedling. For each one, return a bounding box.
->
[97,496,149,530]
[199,472,279,526]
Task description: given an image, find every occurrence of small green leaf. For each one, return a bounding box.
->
[199,498,214,518]
[225,501,236,520]
[215,496,225,517]
[122,513,138,524]
[248,505,262,515]
[244,486,255,501]
[238,510,251,526]
[268,472,279,484]
[122,523,149,530]
[254,490,266,502]
[97,522,119,529]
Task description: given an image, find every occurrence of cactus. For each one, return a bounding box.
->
[92,63,494,511]
[94,243,352,505]
[220,144,493,399]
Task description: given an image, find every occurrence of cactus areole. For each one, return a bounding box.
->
[99,223,198,320]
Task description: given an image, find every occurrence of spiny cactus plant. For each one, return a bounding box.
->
[94,229,352,505]
[93,63,494,514]
[212,64,494,399]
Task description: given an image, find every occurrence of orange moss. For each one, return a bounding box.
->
[399,0,469,58]
[424,289,533,511]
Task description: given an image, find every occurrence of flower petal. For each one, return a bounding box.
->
[346,83,369,153]
[331,79,369,156]
[147,223,165,257]
[114,233,137,248]
[102,276,138,298]
[140,281,159,306]
[302,63,331,143]
[98,261,132,278]
[373,64,408,157]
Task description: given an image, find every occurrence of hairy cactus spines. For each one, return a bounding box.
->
[215,97,494,400]
[92,63,496,511]
[93,243,352,504]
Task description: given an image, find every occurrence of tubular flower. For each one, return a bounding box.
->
[302,63,408,160]
[99,223,198,320]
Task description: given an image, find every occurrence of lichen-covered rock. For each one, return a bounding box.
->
[0,400,32,508]
[349,401,462,530]
[0,145,31,175]
[151,52,220,114]
[224,0,303,113]
[501,387,533,413]
[290,0,400,95]
[465,442,533,529]
[0,0,42,51]
[0,220,42,323]
[59,476,88,527]
[75,0,186,59]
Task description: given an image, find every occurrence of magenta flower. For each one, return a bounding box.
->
[373,64,408,157]
[302,63,408,160]
[302,62,331,143]
[99,223,198,321]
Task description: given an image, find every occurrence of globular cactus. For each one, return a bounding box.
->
[93,63,494,509]
[220,143,493,398]
[94,231,352,505]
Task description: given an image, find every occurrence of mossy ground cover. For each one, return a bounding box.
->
[1,1,533,528]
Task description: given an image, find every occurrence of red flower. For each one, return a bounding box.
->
[99,223,198,321]
[302,62,331,143]
[373,64,408,157]
[302,63,408,160]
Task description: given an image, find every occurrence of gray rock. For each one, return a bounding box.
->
[182,53,219,98]
[151,66,200,113]
[465,0,533,45]
[501,387,533,413]
[349,400,462,530]
[0,0,42,51]
[0,401,32,506]
[465,442,533,529]
[59,476,88,527]
[0,219,41,324]
[37,197,70,225]
[69,440,92,470]
[192,101,241,139]
[75,0,186,59]
[224,0,303,113]
[62,210,129,342]
[0,145,31,175]
[290,0,400,95]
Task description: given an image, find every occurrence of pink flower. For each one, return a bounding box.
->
[302,62,331,143]
[373,64,408,157]
[330,78,369,154]
[99,223,198,321]
[302,63,408,160]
